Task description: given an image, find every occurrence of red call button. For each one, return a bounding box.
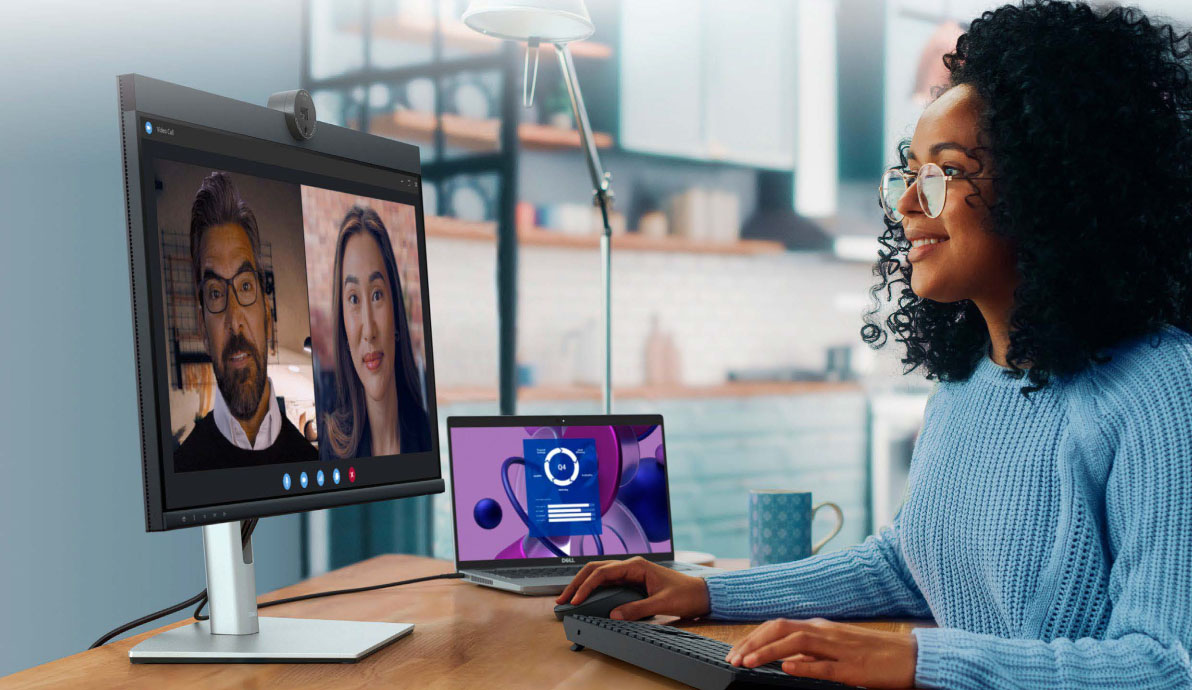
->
[348,466,356,483]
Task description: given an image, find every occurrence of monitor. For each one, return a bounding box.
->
[118,74,442,662]
[448,415,673,569]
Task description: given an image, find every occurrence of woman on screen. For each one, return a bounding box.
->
[322,206,431,459]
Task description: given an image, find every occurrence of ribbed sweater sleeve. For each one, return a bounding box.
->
[913,357,1192,690]
[705,518,932,621]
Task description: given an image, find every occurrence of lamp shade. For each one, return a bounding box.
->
[462,0,594,43]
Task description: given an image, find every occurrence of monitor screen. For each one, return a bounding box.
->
[450,421,673,564]
[121,75,442,529]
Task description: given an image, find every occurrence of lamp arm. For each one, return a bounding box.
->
[555,42,613,232]
[555,42,614,413]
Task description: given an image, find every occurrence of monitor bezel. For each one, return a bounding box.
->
[119,74,444,531]
[446,414,677,571]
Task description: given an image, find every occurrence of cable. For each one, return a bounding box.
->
[93,548,462,649]
[91,520,465,648]
[89,590,209,650]
[89,519,258,650]
[193,572,464,622]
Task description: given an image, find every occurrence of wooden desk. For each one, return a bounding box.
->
[3,555,931,689]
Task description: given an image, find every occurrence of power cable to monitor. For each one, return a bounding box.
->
[90,518,462,649]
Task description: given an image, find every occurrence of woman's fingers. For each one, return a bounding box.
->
[741,630,837,667]
[556,561,605,604]
[781,659,841,683]
[608,598,653,621]
[727,619,838,666]
[726,618,793,664]
[569,560,641,604]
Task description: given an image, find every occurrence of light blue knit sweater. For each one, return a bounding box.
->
[705,325,1192,689]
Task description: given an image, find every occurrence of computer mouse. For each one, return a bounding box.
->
[554,585,649,621]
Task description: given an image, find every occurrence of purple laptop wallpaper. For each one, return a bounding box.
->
[451,424,672,562]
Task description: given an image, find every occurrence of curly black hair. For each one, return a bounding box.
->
[861,0,1192,394]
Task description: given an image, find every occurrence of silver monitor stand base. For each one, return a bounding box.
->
[129,522,414,663]
[129,617,413,663]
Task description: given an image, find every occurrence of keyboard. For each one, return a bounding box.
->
[486,562,699,580]
[561,615,858,690]
[489,566,582,579]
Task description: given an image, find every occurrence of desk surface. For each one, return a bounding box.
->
[4,555,930,689]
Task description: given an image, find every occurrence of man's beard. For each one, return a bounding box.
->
[213,333,267,420]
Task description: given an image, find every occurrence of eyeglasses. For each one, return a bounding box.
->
[878,162,995,223]
[199,269,261,315]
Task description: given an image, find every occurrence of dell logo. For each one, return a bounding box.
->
[561,557,576,564]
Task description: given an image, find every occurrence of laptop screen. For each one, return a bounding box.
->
[449,416,673,566]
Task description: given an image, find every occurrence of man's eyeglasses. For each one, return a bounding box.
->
[199,269,262,315]
[879,162,995,223]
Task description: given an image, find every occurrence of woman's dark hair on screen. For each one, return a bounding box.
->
[322,206,431,458]
[861,0,1192,394]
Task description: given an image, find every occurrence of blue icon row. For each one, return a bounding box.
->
[282,468,342,491]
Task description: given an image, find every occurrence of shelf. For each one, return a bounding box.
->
[369,110,613,151]
[424,216,785,256]
[359,14,614,60]
[437,381,861,406]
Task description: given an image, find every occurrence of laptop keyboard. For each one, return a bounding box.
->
[489,566,583,579]
[485,562,698,580]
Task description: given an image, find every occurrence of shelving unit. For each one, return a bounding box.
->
[437,380,860,406]
[349,14,613,60]
[369,110,613,151]
[425,215,782,255]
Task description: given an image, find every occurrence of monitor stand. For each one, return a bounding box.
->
[129,522,413,663]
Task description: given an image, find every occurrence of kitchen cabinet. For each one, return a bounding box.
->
[619,0,796,168]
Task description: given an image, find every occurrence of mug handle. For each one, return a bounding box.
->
[810,502,844,555]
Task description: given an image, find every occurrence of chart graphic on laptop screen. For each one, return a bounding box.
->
[451,425,672,561]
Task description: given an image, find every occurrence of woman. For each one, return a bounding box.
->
[322,206,431,459]
[559,3,1192,688]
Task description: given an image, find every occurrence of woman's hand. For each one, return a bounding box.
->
[555,556,711,620]
[726,617,917,689]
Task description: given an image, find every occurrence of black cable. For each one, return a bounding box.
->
[90,518,260,649]
[192,572,464,622]
[88,590,209,650]
[90,517,464,649]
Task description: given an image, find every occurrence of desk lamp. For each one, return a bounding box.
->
[462,0,616,413]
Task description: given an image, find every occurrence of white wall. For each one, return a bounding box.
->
[0,0,304,675]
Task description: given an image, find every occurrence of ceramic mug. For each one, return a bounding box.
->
[749,490,844,567]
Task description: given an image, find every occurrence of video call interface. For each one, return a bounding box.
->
[451,424,672,562]
[154,157,433,493]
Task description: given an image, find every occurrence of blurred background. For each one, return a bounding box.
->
[3,0,1190,675]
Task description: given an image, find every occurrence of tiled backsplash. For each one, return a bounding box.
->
[424,236,882,389]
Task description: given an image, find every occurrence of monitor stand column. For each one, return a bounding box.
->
[128,521,413,663]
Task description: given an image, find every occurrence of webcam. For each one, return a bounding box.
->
[267,89,317,141]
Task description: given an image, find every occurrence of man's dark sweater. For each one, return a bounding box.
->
[174,411,317,472]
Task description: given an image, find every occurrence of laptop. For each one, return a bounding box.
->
[447,414,723,595]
